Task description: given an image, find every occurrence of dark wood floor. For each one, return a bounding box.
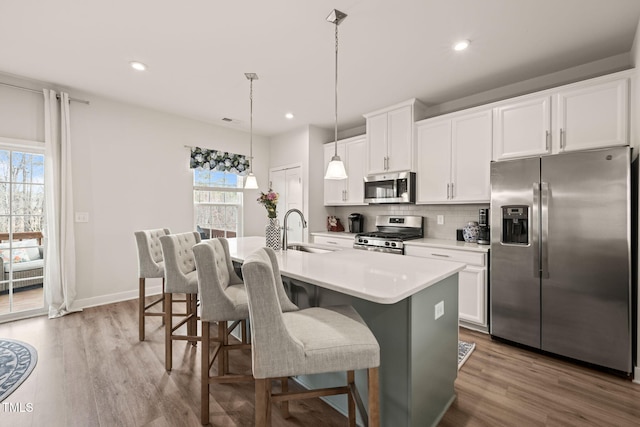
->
[1,298,640,426]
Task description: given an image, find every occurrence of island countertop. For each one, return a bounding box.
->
[227,236,465,305]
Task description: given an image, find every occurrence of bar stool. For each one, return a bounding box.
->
[134,228,170,341]
[159,231,201,372]
[193,238,254,425]
[241,247,381,427]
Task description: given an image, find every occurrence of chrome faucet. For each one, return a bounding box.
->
[282,208,308,250]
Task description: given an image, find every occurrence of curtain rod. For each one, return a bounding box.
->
[0,81,90,105]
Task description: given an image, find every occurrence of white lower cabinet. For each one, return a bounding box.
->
[404,245,488,330]
[313,234,354,249]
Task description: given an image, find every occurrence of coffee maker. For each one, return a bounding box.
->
[348,213,364,233]
[477,208,490,245]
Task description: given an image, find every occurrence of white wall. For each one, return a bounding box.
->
[0,72,269,308]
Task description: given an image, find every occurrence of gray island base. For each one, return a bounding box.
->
[228,237,463,427]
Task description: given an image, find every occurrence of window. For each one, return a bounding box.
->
[0,148,45,315]
[193,169,244,239]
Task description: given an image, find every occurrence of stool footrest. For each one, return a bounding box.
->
[271,385,349,403]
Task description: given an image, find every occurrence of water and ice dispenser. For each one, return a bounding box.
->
[501,206,529,244]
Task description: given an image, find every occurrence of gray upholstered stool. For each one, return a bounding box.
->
[159,231,201,372]
[193,238,253,425]
[242,247,381,427]
[134,228,170,341]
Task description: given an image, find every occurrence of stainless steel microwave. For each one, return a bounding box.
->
[363,171,416,204]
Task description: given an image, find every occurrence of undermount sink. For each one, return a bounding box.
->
[286,244,334,254]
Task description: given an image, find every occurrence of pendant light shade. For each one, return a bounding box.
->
[244,73,259,189]
[244,173,258,189]
[325,156,348,180]
[324,9,348,180]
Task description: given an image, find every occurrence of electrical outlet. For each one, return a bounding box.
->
[437,215,444,225]
[75,212,89,223]
[435,301,444,320]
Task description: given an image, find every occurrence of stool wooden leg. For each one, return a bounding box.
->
[188,293,197,346]
[255,378,272,427]
[368,367,380,427]
[165,292,173,372]
[280,377,289,418]
[241,319,248,344]
[217,321,226,375]
[201,320,210,425]
[161,278,165,326]
[139,278,145,341]
[347,370,356,427]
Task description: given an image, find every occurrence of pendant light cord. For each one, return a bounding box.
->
[334,23,339,157]
[250,77,254,173]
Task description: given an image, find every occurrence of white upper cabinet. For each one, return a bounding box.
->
[364,99,426,175]
[323,136,366,206]
[416,108,492,203]
[555,78,628,152]
[415,119,450,202]
[493,96,552,160]
[493,74,629,160]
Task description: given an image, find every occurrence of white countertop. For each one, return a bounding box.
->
[405,238,490,253]
[311,231,358,238]
[227,236,465,305]
[311,231,490,253]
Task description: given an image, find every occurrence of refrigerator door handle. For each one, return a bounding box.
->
[540,182,550,278]
[533,183,541,278]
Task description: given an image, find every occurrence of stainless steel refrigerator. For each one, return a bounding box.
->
[490,146,633,374]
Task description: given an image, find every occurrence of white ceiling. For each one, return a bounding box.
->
[2,0,640,137]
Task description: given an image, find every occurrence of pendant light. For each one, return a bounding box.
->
[244,73,259,189]
[324,9,348,180]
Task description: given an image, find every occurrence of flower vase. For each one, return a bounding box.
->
[265,217,282,250]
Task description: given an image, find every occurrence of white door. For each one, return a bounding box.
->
[270,166,304,244]
[0,147,46,317]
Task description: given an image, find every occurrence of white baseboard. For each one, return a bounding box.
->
[73,284,163,310]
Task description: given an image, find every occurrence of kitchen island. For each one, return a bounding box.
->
[227,236,465,427]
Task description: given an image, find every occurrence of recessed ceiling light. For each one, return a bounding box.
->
[453,40,470,51]
[285,112,294,119]
[130,61,147,71]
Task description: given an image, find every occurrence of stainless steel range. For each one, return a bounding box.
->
[353,215,424,254]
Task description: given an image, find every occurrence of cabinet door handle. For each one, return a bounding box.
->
[545,130,550,150]
[431,253,451,258]
[344,190,347,201]
[327,241,338,245]
[560,128,565,149]
[446,183,450,199]
[451,182,455,199]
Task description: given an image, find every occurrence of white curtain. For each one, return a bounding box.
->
[43,90,79,318]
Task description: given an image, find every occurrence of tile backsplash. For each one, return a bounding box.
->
[332,204,489,240]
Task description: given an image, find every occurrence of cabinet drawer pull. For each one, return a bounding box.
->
[431,253,450,258]
[327,241,338,245]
